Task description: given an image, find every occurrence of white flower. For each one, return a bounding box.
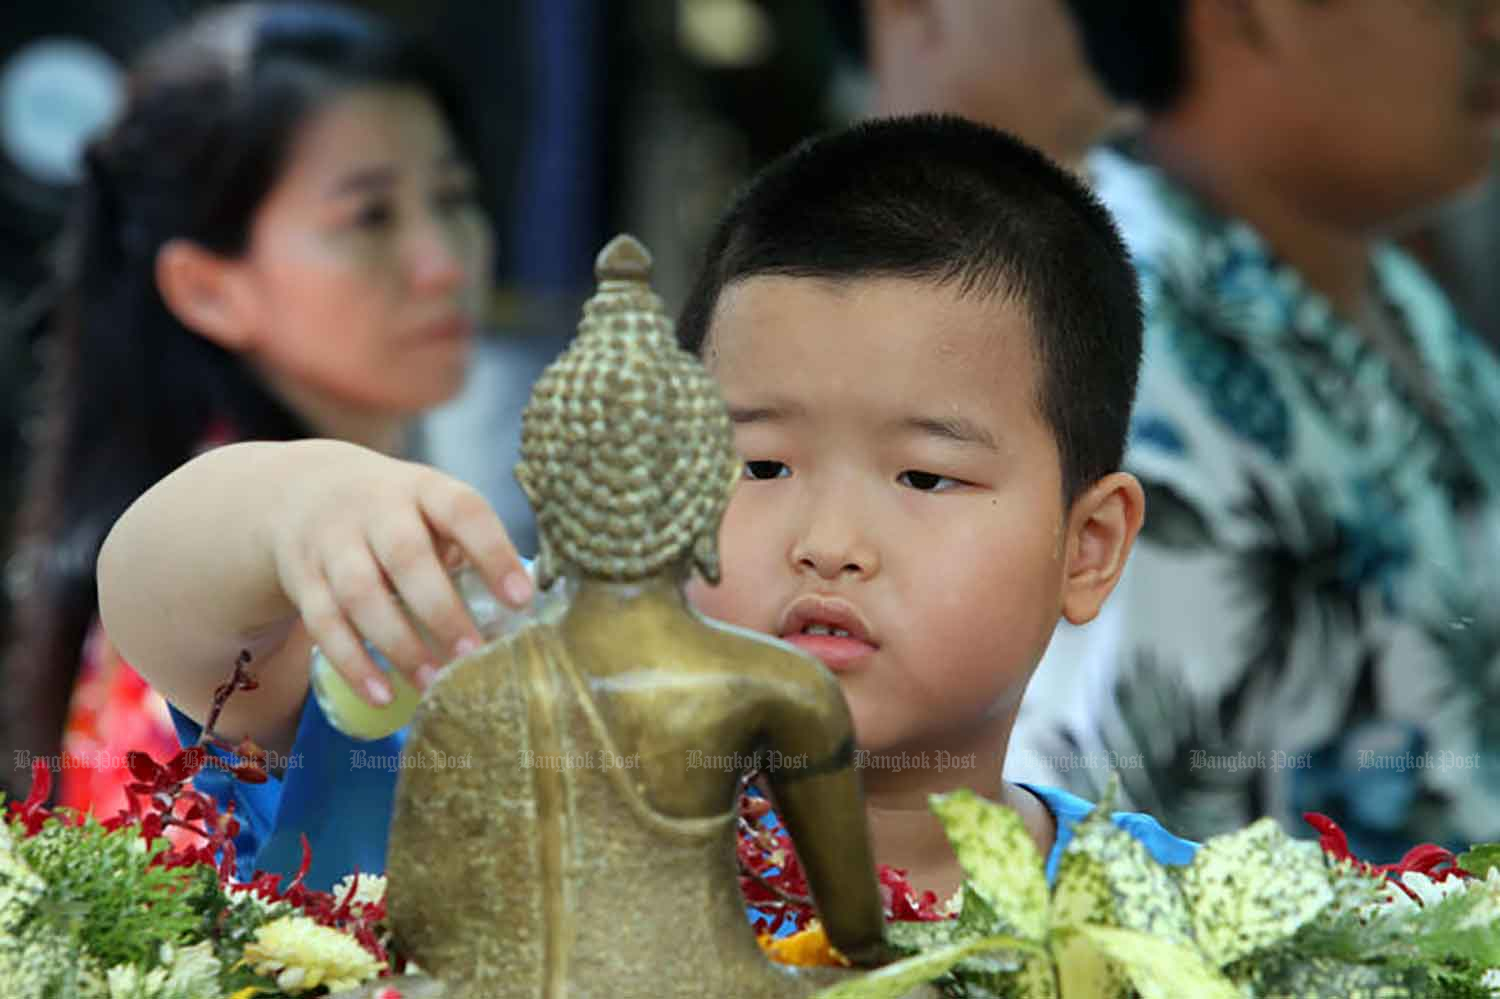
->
[160,939,220,996]
[105,962,169,999]
[332,872,388,910]
[243,915,384,994]
[1397,871,1469,909]
[0,821,56,999]
[0,819,45,929]
[228,887,292,919]
[102,941,221,999]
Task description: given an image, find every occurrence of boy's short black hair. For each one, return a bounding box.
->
[677,113,1143,504]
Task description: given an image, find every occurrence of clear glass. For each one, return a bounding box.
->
[309,566,523,741]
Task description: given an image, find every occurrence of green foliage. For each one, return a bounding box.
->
[814,778,1500,999]
[1457,845,1500,878]
[14,816,208,970]
[931,791,1048,941]
[0,813,298,999]
[1176,818,1331,967]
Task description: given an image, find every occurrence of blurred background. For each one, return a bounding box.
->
[3,0,1494,561]
[0,0,873,565]
[3,0,1499,849]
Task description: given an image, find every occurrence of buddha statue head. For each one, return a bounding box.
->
[514,234,739,591]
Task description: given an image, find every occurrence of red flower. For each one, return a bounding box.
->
[737,777,952,932]
[1304,812,1469,902]
[7,759,54,835]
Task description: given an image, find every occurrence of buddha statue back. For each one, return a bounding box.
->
[379,236,893,999]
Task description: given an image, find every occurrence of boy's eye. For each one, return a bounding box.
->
[899,470,960,492]
[744,460,790,481]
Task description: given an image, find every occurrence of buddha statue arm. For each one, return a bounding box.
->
[763,696,889,968]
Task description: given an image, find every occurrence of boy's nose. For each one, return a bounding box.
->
[790,521,879,581]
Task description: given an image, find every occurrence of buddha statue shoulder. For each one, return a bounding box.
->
[356,236,908,999]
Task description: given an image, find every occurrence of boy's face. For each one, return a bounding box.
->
[687,275,1070,757]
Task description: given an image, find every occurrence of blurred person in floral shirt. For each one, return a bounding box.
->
[1009,0,1500,862]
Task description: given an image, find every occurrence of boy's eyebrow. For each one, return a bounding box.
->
[728,402,806,424]
[899,415,999,451]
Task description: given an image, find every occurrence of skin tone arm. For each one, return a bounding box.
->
[97,439,532,758]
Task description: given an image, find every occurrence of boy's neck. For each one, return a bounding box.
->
[858,725,1056,902]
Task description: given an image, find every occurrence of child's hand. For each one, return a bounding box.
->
[265,444,533,706]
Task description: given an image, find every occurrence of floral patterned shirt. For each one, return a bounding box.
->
[1009,149,1500,862]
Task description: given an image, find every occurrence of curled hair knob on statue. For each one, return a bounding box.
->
[516,234,739,591]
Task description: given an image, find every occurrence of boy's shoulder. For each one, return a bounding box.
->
[1019,781,1199,885]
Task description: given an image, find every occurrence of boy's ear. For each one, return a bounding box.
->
[1060,471,1145,626]
[154,238,258,351]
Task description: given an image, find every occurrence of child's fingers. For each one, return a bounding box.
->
[415,477,533,608]
[323,542,437,682]
[366,510,482,665]
[295,566,397,707]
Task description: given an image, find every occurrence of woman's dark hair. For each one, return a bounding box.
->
[1,2,481,796]
[1063,0,1188,113]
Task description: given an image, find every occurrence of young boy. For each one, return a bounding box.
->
[97,114,1193,895]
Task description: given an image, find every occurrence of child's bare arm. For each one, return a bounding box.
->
[97,439,531,756]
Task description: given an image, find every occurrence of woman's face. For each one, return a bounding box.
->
[232,85,493,425]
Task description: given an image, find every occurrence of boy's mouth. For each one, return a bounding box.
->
[779,598,879,672]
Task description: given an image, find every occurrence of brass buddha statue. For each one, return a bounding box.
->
[349,235,903,999]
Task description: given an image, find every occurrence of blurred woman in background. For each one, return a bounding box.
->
[2,1,494,812]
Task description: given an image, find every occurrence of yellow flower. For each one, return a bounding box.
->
[757,920,850,968]
[242,915,384,994]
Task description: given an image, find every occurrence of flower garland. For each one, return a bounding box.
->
[758,789,1500,998]
[0,652,405,999]
[737,772,953,968]
[10,649,1500,998]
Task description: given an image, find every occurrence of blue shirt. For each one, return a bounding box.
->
[171,693,1197,894]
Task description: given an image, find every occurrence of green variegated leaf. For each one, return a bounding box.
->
[1049,835,1130,998]
[810,932,1044,999]
[1053,800,1194,948]
[1227,951,1427,997]
[930,790,1048,941]
[1051,927,1128,998]
[1050,840,1114,929]
[1013,956,1060,999]
[1076,926,1241,999]
[933,953,1037,998]
[957,881,1003,938]
[885,917,960,956]
[1456,844,1500,878]
[1176,817,1333,967]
